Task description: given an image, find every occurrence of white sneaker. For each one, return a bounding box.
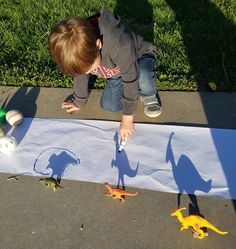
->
[140,95,162,118]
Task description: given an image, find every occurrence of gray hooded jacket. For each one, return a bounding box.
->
[73,9,156,115]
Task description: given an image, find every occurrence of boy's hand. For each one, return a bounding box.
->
[120,115,135,141]
[61,101,80,113]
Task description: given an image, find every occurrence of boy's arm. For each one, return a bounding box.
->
[111,42,139,116]
[62,74,90,113]
[111,43,139,140]
[120,60,139,116]
[118,46,139,140]
[72,74,90,108]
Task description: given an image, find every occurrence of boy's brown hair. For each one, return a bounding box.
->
[48,16,100,76]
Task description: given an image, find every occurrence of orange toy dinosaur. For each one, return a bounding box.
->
[170,207,228,239]
[104,182,138,203]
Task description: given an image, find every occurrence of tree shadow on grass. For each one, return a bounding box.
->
[166,0,236,91]
[114,0,154,42]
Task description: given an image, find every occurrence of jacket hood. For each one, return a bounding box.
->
[99,9,125,36]
[98,9,128,52]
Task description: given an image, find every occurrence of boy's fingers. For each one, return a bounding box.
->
[66,106,75,112]
[62,102,71,107]
[122,136,128,143]
[66,106,80,113]
[120,129,134,141]
[121,134,129,141]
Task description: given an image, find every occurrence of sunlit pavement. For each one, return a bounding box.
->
[0,86,235,249]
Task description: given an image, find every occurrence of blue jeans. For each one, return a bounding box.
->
[100,54,157,112]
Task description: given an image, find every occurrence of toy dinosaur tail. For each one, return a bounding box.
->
[125,192,138,196]
[207,223,228,235]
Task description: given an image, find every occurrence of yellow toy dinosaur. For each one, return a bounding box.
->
[104,182,138,203]
[170,207,228,239]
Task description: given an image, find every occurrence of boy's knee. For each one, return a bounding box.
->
[100,101,122,113]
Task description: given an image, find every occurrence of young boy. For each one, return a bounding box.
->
[48,9,161,142]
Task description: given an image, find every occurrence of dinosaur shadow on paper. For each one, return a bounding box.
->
[165,0,236,212]
[166,132,212,217]
[33,147,80,183]
[111,131,139,190]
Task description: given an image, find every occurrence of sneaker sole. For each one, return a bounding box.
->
[144,110,162,118]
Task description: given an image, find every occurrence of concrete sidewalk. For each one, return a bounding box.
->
[0,86,235,249]
[1,86,236,128]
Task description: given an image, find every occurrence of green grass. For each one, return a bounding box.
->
[0,0,235,91]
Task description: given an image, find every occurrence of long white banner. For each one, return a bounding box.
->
[0,118,235,200]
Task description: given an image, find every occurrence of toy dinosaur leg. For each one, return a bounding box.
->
[119,196,125,203]
[180,225,189,231]
[192,223,205,239]
[197,229,205,239]
[57,177,61,184]
[192,230,208,239]
[190,226,199,239]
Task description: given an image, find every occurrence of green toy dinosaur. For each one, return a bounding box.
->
[38,177,63,192]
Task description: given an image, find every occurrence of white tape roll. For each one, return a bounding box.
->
[0,135,18,154]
